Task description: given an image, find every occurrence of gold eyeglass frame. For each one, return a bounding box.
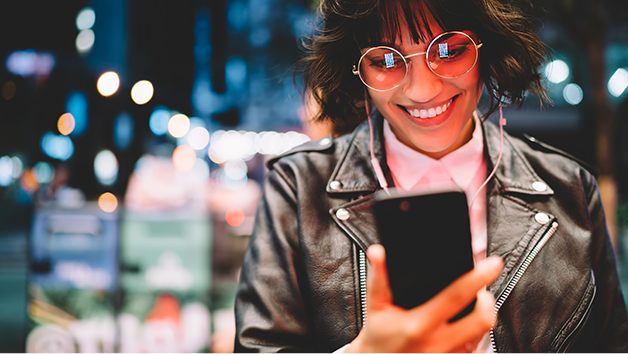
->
[352,31,483,92]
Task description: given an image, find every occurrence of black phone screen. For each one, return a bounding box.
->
[373,187,475,321]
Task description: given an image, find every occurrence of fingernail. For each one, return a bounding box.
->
[367,244,385,259]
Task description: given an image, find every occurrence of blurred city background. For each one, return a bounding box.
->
[0,0,627,352]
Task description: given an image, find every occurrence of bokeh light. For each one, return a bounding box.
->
[97,71,120,97]
[563,83,584,105]
[76,7,96,30]
[5,50,55,78]
[20,169,39,193]
[98,192,118,213]
[225,207,245,227]
[11,157,23,178]
[130,80,154,105]
[114,112,134,150]
[168,113,190,138]
[608,68,628,97]
[259,131,282,155]
[223,159,248,181]
[66,91,88,136]
[0,156,13,186]
[187,127,210,150]
[57,113,76,135]
[94,150,118,185]
[207,129,309,163]
[76,29,95,53]
[172,145,196,171]
[545,60,569,84]
[149,106,170,136]
[2,81,16,100]
[41,132,74,161]
[33,162,54,184]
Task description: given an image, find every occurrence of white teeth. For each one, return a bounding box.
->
[405,99,453,119]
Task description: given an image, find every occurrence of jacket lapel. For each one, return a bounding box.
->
[327,113,390,251]
[481,121,557,295]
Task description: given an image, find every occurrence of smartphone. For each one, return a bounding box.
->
[373,184,475,321]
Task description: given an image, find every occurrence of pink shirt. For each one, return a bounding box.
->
[383,115,487,264]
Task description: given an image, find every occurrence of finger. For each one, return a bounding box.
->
[365,244,393,311]
[432,289,496,352]
[417,255,503,323]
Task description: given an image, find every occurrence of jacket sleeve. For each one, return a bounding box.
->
[234,167,315,352]
[575,172,628,351]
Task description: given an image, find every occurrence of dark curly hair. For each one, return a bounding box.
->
[299,0,550,135]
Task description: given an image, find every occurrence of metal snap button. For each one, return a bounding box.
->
[329,181,343,190]
[336,208,350,221]
[535,212,550,225]
[532,181,547,192]
[319,137,331,146]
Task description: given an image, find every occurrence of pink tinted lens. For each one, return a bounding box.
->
[427,33,477,78]
[359,48,406,90]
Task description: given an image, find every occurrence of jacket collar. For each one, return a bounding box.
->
[328,111,555,252]
[327,111,554,197]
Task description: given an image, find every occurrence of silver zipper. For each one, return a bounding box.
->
[490,221,559,352]
[358,249,368,326]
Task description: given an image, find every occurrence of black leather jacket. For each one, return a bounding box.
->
[235,112,628,352]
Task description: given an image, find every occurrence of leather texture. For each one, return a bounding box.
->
[234,112,628,352]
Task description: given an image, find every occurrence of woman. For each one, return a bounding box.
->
[235,0,628,352]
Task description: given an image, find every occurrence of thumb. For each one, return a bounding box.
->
[366,244,393,312]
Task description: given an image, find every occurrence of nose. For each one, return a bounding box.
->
[402,57,443,102]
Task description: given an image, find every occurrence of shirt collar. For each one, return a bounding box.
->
[383,113,484,191]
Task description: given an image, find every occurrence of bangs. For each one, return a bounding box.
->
[352,0,469,48]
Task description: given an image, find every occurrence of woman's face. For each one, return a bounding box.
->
[367,19,483,159]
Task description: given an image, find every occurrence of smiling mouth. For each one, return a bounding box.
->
[400,96,457,119]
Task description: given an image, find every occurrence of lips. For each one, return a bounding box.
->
[399,96,457,119]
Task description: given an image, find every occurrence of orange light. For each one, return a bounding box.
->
[172,145,196,171]
[225,207,245,227]
[57,113,76,135]
[20,168,39,192]
[2,81,16,100]
[98,192,118,212]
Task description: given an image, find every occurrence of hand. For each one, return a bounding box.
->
[345,244,503,353]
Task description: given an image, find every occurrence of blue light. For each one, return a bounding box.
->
[5,49,55,77]
[149,106,170,136]
[66,91,88,136]
[250,26,271,47]
[41,132,74,161]
[114,112,134,150]
[227,0,248,32]
[33,162,55,184]
[226,56,247,91]
[0,156,12,186]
